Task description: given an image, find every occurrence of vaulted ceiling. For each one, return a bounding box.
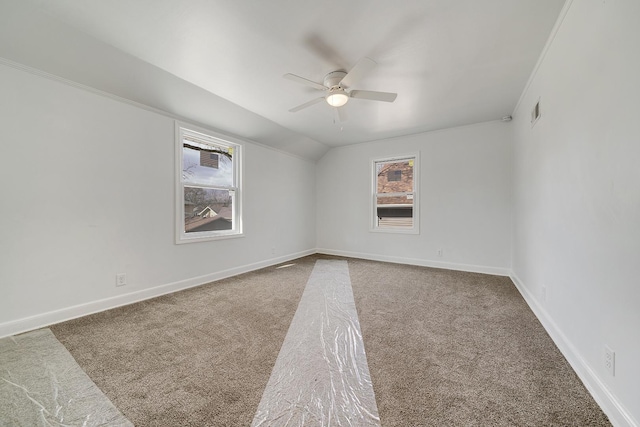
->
[0,0,565,159]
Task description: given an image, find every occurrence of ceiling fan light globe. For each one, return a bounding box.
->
[326,92,349,107]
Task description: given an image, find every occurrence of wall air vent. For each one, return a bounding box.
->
[531,99,541,127]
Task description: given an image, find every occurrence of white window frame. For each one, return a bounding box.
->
[370,153,420,234]
[175,123,243,244]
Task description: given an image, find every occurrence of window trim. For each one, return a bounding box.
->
[175,122,243,244]
[370,153,420,234]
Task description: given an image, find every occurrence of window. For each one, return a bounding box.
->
[371,154,419,233]
[387,170,402,181]
[176,124,242,243]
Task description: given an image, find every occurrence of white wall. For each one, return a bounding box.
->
[511,1,640,425]
[0,63,316,337]
[316,121,512,274]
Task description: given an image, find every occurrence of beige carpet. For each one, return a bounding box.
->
[51,260,314,426]
[347,258,610,426]
[49,255,610,426]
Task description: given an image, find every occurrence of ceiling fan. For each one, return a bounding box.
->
[283,57,397,119]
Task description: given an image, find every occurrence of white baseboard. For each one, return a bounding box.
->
[316,248,511,276]
[0,249,315,339]
[510,274,638,427]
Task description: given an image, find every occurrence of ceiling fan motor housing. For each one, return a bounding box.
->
[324,71,348,89]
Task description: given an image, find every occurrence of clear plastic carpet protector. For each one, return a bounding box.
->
[0,328,132,426]
[252,259,381,426]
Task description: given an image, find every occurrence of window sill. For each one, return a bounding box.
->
[369,227,420,235]
[176,232,244,245]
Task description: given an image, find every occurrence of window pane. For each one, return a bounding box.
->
[376,159,413,193]
[376,194,413,228]
[184,187,234,233]
[182,139,233,186]
[387,170,402,181]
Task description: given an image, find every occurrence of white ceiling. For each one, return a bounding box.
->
[0,0,565,158]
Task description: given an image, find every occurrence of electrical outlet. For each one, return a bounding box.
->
[271,247,276,255]
[116,273,127,287]
[437,249,443,257]
[604,345,615,376]
[541,286,546,302]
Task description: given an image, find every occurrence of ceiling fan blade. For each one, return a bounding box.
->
[289,97,325,112]
[350,90,397,103]
[339,57,377,88]
[283,73,327,91]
